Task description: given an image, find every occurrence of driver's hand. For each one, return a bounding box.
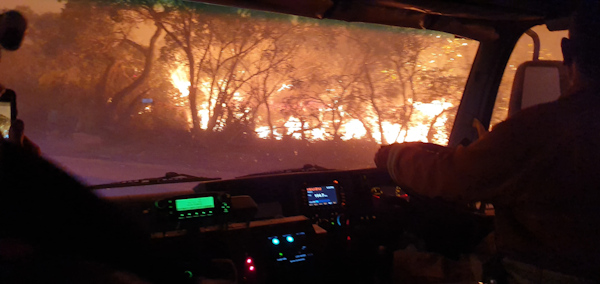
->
[4,119,40,155]
[472,118,489,139]
[374,144,398,170]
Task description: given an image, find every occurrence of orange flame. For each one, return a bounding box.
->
[170,67,454,144]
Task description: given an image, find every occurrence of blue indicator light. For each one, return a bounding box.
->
[286,236,294,243]
[272,238,280,245]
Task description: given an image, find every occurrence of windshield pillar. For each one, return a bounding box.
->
[449,28,528,147]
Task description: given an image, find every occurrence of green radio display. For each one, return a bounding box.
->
[175,196,215,211]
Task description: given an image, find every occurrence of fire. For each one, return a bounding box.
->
[414,100,452,117]
[284,116,302,139]
[171,66,190,98]
[170,67,215,130]
[170,67,455,145]
[341,119,367,140]
[378,100,453,144]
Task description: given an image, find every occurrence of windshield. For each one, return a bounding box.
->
[0,0,479,186]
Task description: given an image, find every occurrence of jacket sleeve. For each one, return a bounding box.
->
[386,115,537,202]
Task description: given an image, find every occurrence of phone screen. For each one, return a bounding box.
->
[0,101,11,139]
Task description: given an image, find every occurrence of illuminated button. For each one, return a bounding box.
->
[286,236,294,243]
[272,238,280,245]
[246,258,253,264]
[248,265,255,271]
[209,211,213,214]
[184,270,193,278]
[180,214,184,217]
[278,253,283,257]
[195,212,199,215]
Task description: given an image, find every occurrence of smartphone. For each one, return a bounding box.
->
[0,89,16,139]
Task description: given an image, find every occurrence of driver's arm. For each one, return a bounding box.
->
[381,104,555,202]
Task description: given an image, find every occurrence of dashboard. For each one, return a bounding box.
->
[0,141,493,284]
[192,168,392,227]
[113,168,493,284]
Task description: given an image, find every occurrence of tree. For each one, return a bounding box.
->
[145,1,213,134]
[17,0,168,135]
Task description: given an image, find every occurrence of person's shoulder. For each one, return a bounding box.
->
[491,91,599,137]
[504,90,598,124]
[489,98,566,138]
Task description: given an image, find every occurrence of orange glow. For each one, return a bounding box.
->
[171,66,190,98]
[170,64,455,143]
[284,116,302,139]
[167,34,469,144]
[341,119,367,140]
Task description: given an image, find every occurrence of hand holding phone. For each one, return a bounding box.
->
[0,88,17,139]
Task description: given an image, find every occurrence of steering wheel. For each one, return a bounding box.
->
[372,168,494,259]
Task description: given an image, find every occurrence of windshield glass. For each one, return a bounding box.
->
[1,0,479,185]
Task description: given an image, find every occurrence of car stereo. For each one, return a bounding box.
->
[300,182,346,229]
[306,185,339,206]
[301,182,345,208]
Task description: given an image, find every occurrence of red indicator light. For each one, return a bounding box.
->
[246,258,253,264]
[347,236,351,241]
[249,266,255,271]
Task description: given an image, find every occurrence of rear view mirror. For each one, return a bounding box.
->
[508,60,570,117]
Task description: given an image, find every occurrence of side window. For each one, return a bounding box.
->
[491,25,568,128]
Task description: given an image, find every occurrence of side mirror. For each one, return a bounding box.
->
[508,60,570,117]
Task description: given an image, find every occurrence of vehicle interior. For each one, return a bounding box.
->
[0,0,575,283]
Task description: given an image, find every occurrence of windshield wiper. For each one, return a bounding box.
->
[239,164,333,178]
[87,172,221,190]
